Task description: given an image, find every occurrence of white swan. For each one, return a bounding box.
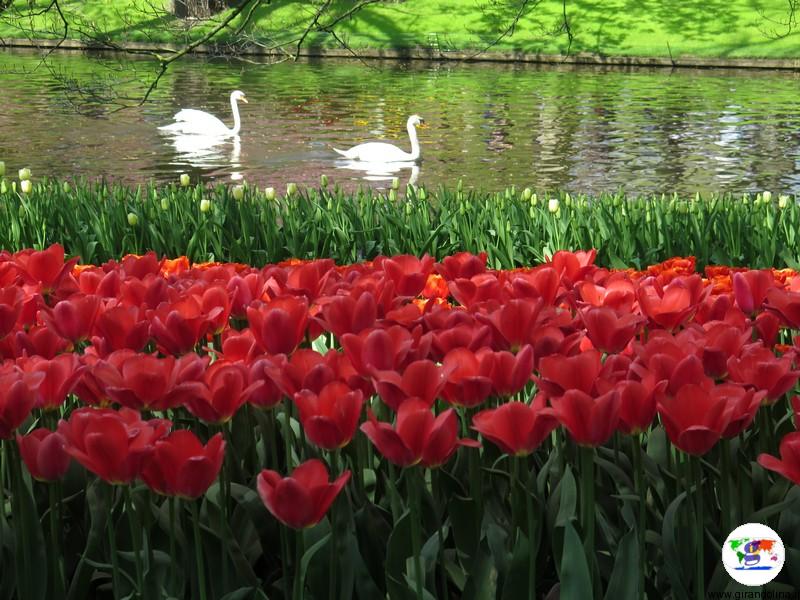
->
[334,115,425,162]
[159,90,248,137]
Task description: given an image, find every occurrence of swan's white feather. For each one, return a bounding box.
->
[334,142,412,162]
[159,109,229,135]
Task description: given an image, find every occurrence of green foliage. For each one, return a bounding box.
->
[0,178,798,269]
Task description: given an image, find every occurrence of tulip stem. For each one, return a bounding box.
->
[280,526,291,600]
[168,497,177,596]
[283,400,294,471]
[267,408,280,471]
[579,446,595,586]
[328,450,340,600]
[409,467,426,600]
[0,441,6,532]
[293,529,305,600]
[523,458,537,600]
[107,485,121,600]
[123,487,144,596]
[631,435,646,599]
[433,469,448,600]
[49,482,66,599]
[190,500,208,600]
[719,438,733,537]
[693,456,705,600]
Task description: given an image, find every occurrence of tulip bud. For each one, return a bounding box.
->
[0,161,5,177]
[320,174,328,188]
[548,198,560,213]
[457,178,463,193]
[522,187,532,201]
[779,195,790,209]
[286,182,297,197]
[264,187,276,201]
[180,173,190,187]
[405,202,413,215]
[127,212,138,226]
[391,177,400,190]
[232,185,244,201]
[0,180,7,194]
[161,197,169,210]
[418,187,427,201]
[18,167,31,181]
[200,198,211,213]
[20,179,32,194]
[389,189,397,202]
[763,190,772,202]
[62,181,70,193]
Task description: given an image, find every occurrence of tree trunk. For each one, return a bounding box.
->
[172,0,232,18]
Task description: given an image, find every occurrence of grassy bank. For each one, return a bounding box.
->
[3,0,800,60]
[0,177,797,269]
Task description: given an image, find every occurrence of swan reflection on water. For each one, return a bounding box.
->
[164,133,242,171]
[334,159,420,187]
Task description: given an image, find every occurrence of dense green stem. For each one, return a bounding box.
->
[123,487,144,597]
[107,486,121,600]
[522,458,537,600]
[579,446,595,589]
[433,469,448,600]
[719,438,733,537]
[168,497,177,595]
[693,456,705,600]
[190,500,207,600]
[328,449,340,600]
[410,468,425,600]
[631,435,646,599]
[293,529,305,600]
[280,525,291,600]
[48,483,66,599]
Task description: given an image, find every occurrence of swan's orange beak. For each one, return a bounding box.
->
[418,120,427,129]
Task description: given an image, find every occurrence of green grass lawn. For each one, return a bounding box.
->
[3,0,800,59]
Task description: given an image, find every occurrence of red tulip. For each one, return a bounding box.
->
[91,305,150,356]
[140,430,225,498]
[722,387,766,438]
[766,288,800,329]
[580,307,643,354]
[12,325,69,359]
[148,297,222,356]
[434,252,487,281]
[616,373,666,435]
[257,459,350,529]
[294,382,364,450]
[315,292,377,337]
[472,395,558,456]
[341,326,415,376]
[440,348,493,408]
[793,395,800,430]
[430,322,493,361]
[186,360,257,424]
[575,278,636,312]
[537,350,603,398]
[16,428,71,481]
[380,254,434,297]
[548,249,597,284]
[550,388,620,447]
[758,431,800,486]
[58,407,171,484]
[286,259,336,300]
[370,360,450,411]
[479,298,544,351]
[638,278,701,330]
[657,382,736,455]
[247,296,309,355]
[0,365,44,439]
[727,346,800,403]
[360,399,478,468]
[13,244,78,295]
[755,312,781,347]
[25,354,85,410]
[263,349,336,398]
[733,270,775,315]
[41,294,101,343]
[0,286,24,339]
[245,356,286,410]
[102,352,208,412]
[200,285,232,333]
[477,345,535,397]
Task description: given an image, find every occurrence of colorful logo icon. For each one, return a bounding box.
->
[722,523,785,586]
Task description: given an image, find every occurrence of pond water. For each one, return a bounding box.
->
[2,48,800,195]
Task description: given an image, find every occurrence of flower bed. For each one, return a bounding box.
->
[1,245,799,599]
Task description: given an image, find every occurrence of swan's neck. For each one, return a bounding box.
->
[407,122,420,161]
[230,97,241,135]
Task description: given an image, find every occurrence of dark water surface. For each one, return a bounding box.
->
[2,48,800,194]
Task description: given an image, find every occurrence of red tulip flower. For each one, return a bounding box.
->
[537,350,603,398]
[550,388,621,447]
[16,428,71,481]
[793,395,800,430]
[657,382,736,455]
[617,373,666,435]
[380,254,434,297]
[294,382,365,450]
[360,399,479,468]
[434,251,487,281]
[766,288,800,329]
[26,354,86,410]
[722,387,766,439]
[476,345,535,397]
[58,407,171,484]
[638,279,699,330]
[247,296,309,355]
[758,431,800,486]
[0,366,45,439]
[341,326,415,376]
[140,430,225,499]
[0,286,24,339]
[727,346,800,403]
[472,395,558,456]
[13,244,78,295]
[315,292,377,337]
[733,270,775,315]
[186,360,259,423]
[480,298,544,351]
[148,297,222,356]
[580,307,643,354]
[441,348,493,408]
[41,294,101,343]
[91,305,150,356]
[370,360,451,411]
[257,459,350,529]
